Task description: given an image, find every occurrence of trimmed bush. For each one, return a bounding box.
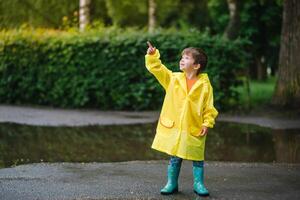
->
[0,28,249,110]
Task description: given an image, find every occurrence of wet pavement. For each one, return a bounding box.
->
[1,105,300,199]
[0,105,159,126]
[1,105,300,129]
[0,161,299,200]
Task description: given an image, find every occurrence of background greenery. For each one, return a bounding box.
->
[0,0,283,111]
[0,28,249,110]
[0,0,282,75]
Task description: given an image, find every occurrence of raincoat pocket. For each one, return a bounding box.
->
[159,117,175,128]
[187,126,204,147]
[190,126,201,137]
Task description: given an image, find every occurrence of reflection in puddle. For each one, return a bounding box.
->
[207,123,299,163]
[0,122,299,168]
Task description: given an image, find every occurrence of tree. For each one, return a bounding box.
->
[105,0,147,27]
[223,0,240,40]
[209,0,282,80]
[79,0,91,31]
[272,0,300,108]
[160,0,208,30]
[148,0,156,33]
[0,0,79,28]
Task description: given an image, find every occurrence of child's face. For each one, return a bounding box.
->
[179,53,199,72]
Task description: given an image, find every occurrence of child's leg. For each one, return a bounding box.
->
[170,156,183,166]
[192,160,209,196]
[193,160,204,167]
[160,156,182,195]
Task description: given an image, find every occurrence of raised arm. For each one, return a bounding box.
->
[145,41,172,90]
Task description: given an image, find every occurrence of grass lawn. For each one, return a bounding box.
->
[233,76,276,112]
[232,76,300,118]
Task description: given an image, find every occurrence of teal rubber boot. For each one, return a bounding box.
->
[193,166,209,197]
[160,164,181,195]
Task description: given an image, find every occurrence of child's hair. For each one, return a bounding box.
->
[181,47,208,75]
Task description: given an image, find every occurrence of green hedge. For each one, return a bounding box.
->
[0,28,249,110]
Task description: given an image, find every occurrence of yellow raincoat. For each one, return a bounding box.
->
[145,49,218,161]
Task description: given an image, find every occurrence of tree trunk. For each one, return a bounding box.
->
[223,0,240,40]
[257,56,267,81]
[148,0,156,33]
[272,0,300,108]
[79,0,91,31]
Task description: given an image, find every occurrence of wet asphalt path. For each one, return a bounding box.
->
[1,105,300,129]
[1,105,300,199]
[0,161,299,200]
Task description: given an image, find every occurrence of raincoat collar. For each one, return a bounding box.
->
[179,72,209,95]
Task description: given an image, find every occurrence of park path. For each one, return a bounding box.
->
[0,161,299,200]
[0,104,300,199]
[0,104,300,129]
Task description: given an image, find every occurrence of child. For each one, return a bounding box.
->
[145,41,218,197]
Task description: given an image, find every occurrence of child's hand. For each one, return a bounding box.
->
[147,41,156,55]
[199,126,208,136]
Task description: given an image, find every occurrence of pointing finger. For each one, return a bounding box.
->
[147,41,153,48]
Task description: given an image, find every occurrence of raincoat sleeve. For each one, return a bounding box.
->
[202,83,219,128]
[145,49,172,90]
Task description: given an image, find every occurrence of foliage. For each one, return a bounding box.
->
[0,0,281,77]
[234,76,276,110]
[0,0,77,28]
[0,28,249,110]
[208,0,282,73]
[0,0,210,30]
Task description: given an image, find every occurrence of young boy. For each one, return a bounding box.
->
[145,41,218,197]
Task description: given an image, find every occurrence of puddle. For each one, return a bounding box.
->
[0,122,299,168]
